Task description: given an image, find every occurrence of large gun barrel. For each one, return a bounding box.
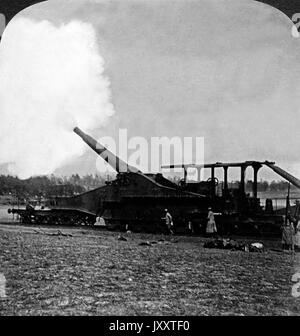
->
[264,161,300,189]
[74,127,140,174]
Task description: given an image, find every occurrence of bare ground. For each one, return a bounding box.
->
[0,223,299,316]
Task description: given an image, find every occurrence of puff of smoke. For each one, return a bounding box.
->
[0,17,115,178]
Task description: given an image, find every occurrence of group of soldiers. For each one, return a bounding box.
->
[162,207,217,236]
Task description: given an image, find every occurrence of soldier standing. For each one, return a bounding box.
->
[206,207,217,237]
[163,209,174,235]
[281,215,295,252]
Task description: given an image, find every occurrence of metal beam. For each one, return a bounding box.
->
[265,162,300,189]
[240,165,246,195]
[252,163,262,198]
[162,161,274,170]
[223,166,229,195]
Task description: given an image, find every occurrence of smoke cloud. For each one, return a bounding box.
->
[0,17,114,178]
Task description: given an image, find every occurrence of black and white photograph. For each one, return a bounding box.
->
[0,0,300,320]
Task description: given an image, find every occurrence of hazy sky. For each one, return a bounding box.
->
[0,0,299,181]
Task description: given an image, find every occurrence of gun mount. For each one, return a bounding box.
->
[8,128,300,236]
[9,128,209,233]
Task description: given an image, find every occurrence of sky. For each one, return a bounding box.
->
[0,0,299,182]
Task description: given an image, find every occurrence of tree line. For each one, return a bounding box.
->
[0,174,112,199]
[231,180,293,192]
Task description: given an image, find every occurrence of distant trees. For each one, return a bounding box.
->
[268,180,292,192]
[241,180,291,192]
[0,174,111,199]
[245,180,292,192]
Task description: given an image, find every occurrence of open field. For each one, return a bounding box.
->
[0,223,299,316]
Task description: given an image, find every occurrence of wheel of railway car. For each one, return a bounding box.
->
[87,218,95,226]
[30,215,37,224]
[55,217,63,225]
[35,215,44,224]
[24,215,34,224]
[76,216,84,226]
[206,177,219,186]
[61,216,69,225]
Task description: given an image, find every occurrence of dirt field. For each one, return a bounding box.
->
[0,223,299,316]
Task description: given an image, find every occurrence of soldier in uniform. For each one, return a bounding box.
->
[281,214,295,252]
[206,207,217,237]
[163,209,174,235]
